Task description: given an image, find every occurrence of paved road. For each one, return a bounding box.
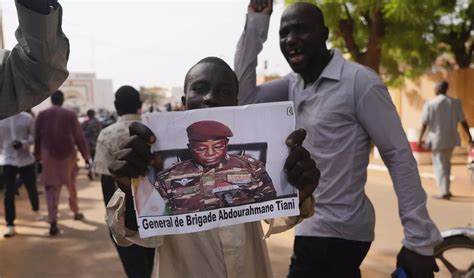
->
[0,158,472,277]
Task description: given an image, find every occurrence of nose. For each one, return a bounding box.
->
[202,91,218,107]
[285,32,297,48]
[205,146,216,156]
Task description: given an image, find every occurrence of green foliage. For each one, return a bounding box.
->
[432,1,473,68]
[283,0,469,85]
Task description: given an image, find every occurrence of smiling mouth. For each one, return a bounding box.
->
[288,49,305,65]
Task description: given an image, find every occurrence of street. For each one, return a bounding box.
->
[0,156,472,277]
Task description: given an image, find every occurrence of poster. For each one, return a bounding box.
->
[133,101,299,237]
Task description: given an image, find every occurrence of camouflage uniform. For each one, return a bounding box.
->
[154,154,276,215]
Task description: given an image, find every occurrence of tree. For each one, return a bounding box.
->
[433,1,473,68]
[284,0,456,86]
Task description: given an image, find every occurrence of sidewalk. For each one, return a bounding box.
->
[0,155,472,277]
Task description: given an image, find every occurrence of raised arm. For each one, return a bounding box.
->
[234,0,289,105]
[355,68,441,274]
[0,0,69,119]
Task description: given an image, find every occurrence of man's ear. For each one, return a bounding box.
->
[323,26,329,41]
[181,96,186,109]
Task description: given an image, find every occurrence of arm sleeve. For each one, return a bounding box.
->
[105,189,164,248]
[421,102,430,125]
[455,99,466,122]
[73,116,90,162]
[0,1,69,119]
[92,131,114,175]
[234,12,289,105]
[34,114,42,160]
[355,69,442,255]
[263,195,315,238]
[22,116,35,147]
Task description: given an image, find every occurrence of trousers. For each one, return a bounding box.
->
[431,148,454,196]
[287,236,371,278]
[101,174,155,278]
[3,163,39,226]
[44,182,79,224]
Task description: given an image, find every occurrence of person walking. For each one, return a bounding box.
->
[419,81,473,199]
[93,86,156,277]
[0,112,39,237]
[82,109,101,180]
[35,90,90,236]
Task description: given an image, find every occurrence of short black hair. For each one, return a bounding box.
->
[51,90,64,105]
[114,85,141,115]
[86,109,95,118]
[436,81,449,94]
[284,2,326,27]
[183,57,239,94]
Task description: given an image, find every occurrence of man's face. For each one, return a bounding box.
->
[189,139,228,167]
[183,63,238,110]
[279,5,328,74]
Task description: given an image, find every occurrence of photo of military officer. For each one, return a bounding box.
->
[153,120,276,215]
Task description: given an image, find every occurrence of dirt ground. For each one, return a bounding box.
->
[0,154,472,277]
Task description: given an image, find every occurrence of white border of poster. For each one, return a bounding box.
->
[133,101,298,238]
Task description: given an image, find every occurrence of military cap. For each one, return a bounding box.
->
[186,120,233,142]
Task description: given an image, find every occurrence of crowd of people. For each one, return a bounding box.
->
[0,0,472,277]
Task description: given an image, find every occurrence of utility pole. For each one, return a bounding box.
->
[0,2,4,48]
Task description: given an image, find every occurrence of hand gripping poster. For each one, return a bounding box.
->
[133,101,299,237]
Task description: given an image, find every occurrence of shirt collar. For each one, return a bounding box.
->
[292,49,345,84]
[319,49,345,81]
[118,114,141,122]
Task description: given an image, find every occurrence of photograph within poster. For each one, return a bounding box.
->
[133,101,298,237]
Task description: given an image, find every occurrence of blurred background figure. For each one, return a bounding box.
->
[419,81,473,199]
[81,109,102,180]
[0,111,39,237]
[34,90,90,236]
[94,85,155,277]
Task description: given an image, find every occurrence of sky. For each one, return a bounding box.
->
[1,0,292,91]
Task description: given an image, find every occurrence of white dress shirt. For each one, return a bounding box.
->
[0,112,35,167]
[422,94,466,150]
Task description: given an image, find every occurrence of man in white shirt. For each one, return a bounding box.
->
[0,112,39,237]
[419,81,473,199]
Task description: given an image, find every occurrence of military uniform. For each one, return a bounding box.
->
[154,154,276,215]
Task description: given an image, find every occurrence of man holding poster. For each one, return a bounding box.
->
[107,56,319,278]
